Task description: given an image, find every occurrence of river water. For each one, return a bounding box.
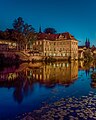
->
[0,61,96,120]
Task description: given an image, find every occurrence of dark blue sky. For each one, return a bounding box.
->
[0,0,96,45]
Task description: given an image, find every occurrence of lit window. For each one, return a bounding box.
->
[53,53,56,56]
[40,74,42,80]
[49,53,52,56]
[63,53,65,56]
[62,63,65,67]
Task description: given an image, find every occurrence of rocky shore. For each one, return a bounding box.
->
[16,91,96,120]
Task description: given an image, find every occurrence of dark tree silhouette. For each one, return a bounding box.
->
[13,17,24,32]
[23,23,35,35]
[0,30,5,39]
[44,27,57,34]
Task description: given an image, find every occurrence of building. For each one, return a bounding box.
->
[78,39,90,59]
[0,39,17,50]
[78,46,86,59]
[85,38,90,48]
[32,32,78,60]
[78,39,96,59]
[91,45,96,58]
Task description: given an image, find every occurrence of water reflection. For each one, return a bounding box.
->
[0,61,78,103]
[79,61,96,89]
[79,61,96,75]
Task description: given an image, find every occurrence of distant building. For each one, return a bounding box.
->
[91,45,96,58]
[32,32,78,60]
[0,40,17,50]
[85,38,90,48]
[78,46,86,59]
[78,39,96,59]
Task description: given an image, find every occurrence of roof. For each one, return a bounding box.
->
[61,32,75,39]
[37,33,59,40]
[37,32,76,41]
[91,45,96,52]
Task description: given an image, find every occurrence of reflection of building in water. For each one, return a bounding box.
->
[0,66,18,81]
[0,62,78,103]
[0,61,78,86]
[29,61,78,87]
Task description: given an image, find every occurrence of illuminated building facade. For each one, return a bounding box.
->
[32,32,78,60]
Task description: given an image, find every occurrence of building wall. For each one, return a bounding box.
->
[32,38,78,59]
[0,40,17,49]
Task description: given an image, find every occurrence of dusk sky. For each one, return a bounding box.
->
[0,0,96,46]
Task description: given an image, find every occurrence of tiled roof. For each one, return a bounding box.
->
[37,33,59,40]
[61,32,75,39]
[37,32,76,40]
[91,45,96,52]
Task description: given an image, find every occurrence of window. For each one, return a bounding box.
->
[40,41,42,45]
[53,53,56,56]
[54,48,56,51]
[49,53,52,56]
[54,42,56,45]
[63,53,65,56]
[60,48,62,51]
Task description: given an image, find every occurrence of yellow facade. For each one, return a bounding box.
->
[0,40,17,49]
[27,61,78,86]
[32,33,78,60]
[0,61,78,87]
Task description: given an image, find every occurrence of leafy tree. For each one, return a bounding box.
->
[12,17,36,50]
[44,27,57,34]
[83,49,93,61]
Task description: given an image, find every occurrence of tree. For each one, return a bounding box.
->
[23,23,35,50]
[44,27,57,34]
[12,17,36,50]
[83,49,93,61]
[13,17,24,32]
